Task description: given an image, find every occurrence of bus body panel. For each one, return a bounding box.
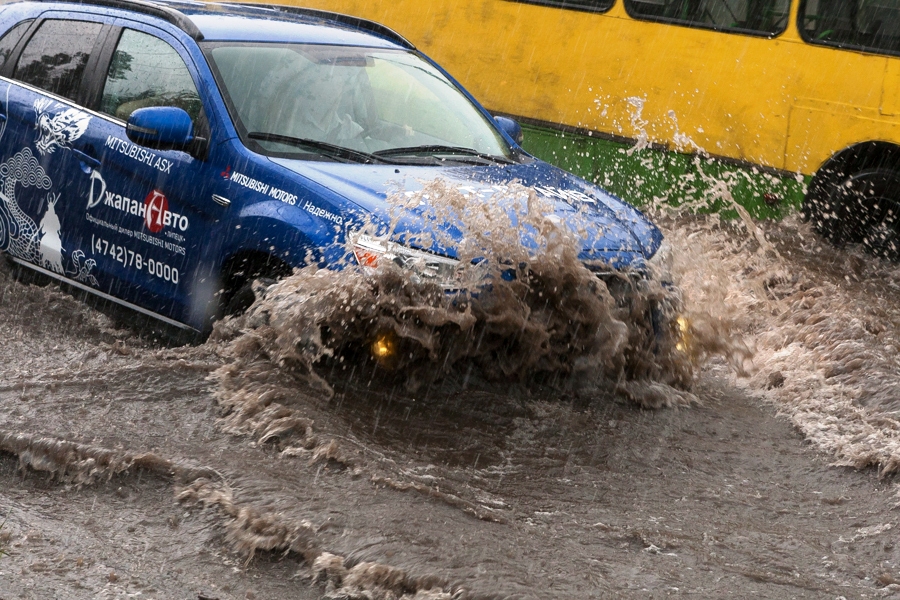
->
[880,60,900,116]
[787,101,900,173]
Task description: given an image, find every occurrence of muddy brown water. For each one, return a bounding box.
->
[1,214,900,599]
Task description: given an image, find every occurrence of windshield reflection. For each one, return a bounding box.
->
[204,42,513,162]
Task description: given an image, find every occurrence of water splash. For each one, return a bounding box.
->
[663,212,900,476]
[211,179,699,412]
[625,96,651,156]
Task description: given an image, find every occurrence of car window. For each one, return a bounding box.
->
[13,19,104,102]
[0,20,32,72]
[207,43,511,159]
[100,28,202,122]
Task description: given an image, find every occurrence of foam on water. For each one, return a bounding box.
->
[662,210,900,476]
[554,92,900,474]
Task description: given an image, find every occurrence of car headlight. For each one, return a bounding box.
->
[646,240,674,284]
[644,240,693,355]
[351,234,462,289]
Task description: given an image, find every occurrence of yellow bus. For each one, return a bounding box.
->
[290,0,900,258]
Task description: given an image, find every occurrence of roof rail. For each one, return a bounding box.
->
[222,2,414,49]
[3,0,204,39]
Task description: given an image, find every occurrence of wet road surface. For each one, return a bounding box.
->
[1,215,900,599]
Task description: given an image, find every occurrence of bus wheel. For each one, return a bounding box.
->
[811,168,900,261]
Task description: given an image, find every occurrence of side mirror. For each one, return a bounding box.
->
[126,107,195,152]
[493,115,524,145]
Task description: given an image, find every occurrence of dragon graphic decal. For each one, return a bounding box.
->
[33,98,92,156]
[0,148,52,264]
[0,98,98,283]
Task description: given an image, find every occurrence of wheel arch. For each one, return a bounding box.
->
[190,204,348,331]
[218,248,295,314]
[806,141,900,212]
[803,141,900,256]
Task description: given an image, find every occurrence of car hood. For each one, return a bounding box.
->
[271,157,663,269]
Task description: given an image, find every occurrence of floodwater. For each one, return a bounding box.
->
[1,203,900,598]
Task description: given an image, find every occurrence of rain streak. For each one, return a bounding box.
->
[3,11,900,600]
[2,167,900,597]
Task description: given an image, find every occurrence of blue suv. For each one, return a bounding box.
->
[0,0,665,333]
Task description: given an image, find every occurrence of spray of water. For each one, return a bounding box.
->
[211,180,702,417]
[662,210,900,477]
[602,97,900,477]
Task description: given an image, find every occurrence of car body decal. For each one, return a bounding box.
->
[301,199,343,224]
[104,135,173,173]
[0,148,53,267]
[86,170,189,241]
[221,165,299,205]
[34,98,91,156]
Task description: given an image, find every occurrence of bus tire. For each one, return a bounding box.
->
[810,168,900,260]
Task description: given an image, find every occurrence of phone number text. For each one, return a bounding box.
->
[91,235,180,284]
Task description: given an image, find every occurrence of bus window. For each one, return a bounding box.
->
[624,0,790,36]
[508,0,615,13]
[800,0,900,56]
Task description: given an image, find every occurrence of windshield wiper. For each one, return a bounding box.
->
[247,132,385,164]
[373,145,515,165]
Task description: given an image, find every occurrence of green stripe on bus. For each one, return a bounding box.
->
[520,123,808,220]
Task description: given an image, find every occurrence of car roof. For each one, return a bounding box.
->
[2,0,415,48]
[176,1,413,47]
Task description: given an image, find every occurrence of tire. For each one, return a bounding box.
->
[219,252,293,319]
[805,168,900,261]
[223,277,274,316]
[222,274,283,317]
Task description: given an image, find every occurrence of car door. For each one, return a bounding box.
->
[0,17,108,277]
[0,18,34,255]
[67,22,226,328]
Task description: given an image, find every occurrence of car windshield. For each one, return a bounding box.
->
[204,42,514,163]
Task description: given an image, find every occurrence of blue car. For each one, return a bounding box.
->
[0,0,665,334]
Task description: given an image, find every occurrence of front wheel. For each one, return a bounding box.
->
[805,168,900,261]
[223,276,279,316]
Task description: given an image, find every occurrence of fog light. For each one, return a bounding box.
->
[370,331,398,366]
[675,316,692,354]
